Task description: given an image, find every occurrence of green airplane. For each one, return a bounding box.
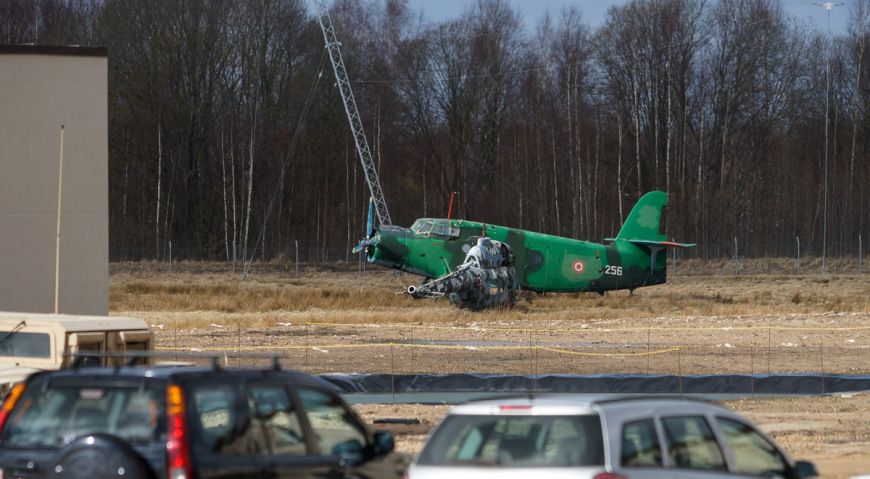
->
[355,191,694,308]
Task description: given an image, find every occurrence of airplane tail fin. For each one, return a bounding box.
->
[611,191,693,246]
[605,192,694,271]
[616,191,669,242]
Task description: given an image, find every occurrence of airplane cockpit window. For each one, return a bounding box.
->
[411,220,431,236]
[412,220,458,238]
[430,223,460,239]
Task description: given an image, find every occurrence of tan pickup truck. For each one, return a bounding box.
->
[0,312,153,396]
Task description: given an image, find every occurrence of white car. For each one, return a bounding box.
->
[408,395,818,479]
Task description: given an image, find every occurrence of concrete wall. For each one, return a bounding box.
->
[0,46,109,315]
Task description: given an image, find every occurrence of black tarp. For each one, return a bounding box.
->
[320,373,870,396]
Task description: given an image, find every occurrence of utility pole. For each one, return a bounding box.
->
[815,2,843,274]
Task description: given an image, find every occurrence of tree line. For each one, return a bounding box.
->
[3,0,869,262]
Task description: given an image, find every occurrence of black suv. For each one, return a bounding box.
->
[0,361,401,479]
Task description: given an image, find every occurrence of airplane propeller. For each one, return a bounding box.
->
[352,197,378,254]
[353,198,378,290]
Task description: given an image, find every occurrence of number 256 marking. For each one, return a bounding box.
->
[604,265,623,276]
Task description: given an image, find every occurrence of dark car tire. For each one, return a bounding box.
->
[51,434,154,479]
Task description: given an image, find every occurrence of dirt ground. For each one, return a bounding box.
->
[115,265,870,478]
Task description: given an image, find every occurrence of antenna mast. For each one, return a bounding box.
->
[313,0,392,226]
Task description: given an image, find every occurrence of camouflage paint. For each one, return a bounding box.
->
[368,191,692,294]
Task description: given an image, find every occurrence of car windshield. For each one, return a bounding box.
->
[0,380,166,448]
[416,413,604,468]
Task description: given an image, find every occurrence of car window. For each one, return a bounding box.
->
[416,414,604,467]
[622,419,663,467]
[248,385,307,456]
[190,385,256,455]
[717,417,788,477]
[661,416,726,471]
[296,387,367,458]
[0,383,164,447]
[0,331,50,358]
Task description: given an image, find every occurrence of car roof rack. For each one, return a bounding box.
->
[63,350,285,371]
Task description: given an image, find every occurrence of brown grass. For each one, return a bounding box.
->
[110,260,870,329]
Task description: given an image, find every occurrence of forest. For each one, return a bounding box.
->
[3,0,869,264]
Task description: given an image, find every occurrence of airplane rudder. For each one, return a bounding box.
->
[616,191,668,242]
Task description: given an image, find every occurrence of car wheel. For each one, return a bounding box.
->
[51,434,154,479]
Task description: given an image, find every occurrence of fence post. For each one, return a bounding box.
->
[820,338,825,395]
[734,237,739,275]
[295,240,299,276]
[169,240,172,275]
[796,236,800,276]
[750,342,754,399]
[672,237,676,277]
[529,330,534,377]
[677,340,683,397]
[860,235,863,275]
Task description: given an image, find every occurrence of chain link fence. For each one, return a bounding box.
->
[153,321,870,380]
[111,236,868,276]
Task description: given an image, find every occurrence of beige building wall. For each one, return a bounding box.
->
[0,46,109,315]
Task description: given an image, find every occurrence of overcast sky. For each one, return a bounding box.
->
[406,0,851,35]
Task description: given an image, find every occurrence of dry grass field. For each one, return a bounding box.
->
[112,258,870,318]
[111,260,870,478]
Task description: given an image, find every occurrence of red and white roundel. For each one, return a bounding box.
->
[572,260,585,274]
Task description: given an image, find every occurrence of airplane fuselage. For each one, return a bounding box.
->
[370,219,667,294]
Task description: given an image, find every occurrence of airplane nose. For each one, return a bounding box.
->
[369,226,411,261]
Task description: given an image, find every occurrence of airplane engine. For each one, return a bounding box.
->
[399,238,520,311]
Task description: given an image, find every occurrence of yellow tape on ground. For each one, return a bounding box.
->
[536,346,680,357]
[157,343,682,356]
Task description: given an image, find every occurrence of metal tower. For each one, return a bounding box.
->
[313,0,392,226]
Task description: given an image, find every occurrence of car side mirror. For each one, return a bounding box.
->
[794,460,818,479]
[372,431,395,456]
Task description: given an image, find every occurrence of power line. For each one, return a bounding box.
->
[243,50,328,279]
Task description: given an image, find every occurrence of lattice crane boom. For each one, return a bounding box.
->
[313,0,392,226]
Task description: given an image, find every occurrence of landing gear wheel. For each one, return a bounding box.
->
[51,434,153,479]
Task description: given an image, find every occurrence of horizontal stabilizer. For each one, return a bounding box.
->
[605,238,695,272]
[629,239,695,249]
[604,238,695,248]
